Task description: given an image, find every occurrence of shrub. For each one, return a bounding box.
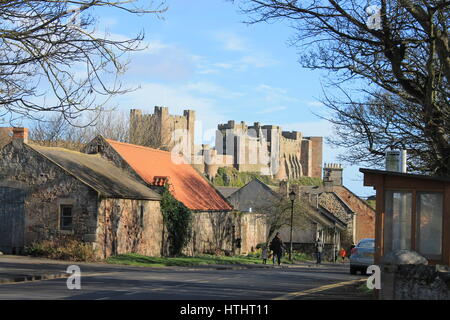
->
[160,186,192,256]
[24,237,97,262]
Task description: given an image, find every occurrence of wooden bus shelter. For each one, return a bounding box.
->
[360,168,450,266]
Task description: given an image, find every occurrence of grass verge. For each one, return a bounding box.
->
[106,252,312,268]
[106,253,263,267]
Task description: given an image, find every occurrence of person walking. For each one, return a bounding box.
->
[269,233,286,266]
[261,244,269,264]
[347,242,356,259]
[334,246,339,262]
[315,237,324,264]
[339,248,347,262]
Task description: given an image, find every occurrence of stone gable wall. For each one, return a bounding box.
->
[0,142,98,251]
[333,186,375,242]
[0,142,163,259]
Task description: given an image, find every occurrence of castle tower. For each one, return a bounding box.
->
[323,163,343,186]
[183,109,196,162]
[129,107,196,161]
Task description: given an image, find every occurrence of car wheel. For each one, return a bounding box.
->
[350,266,357,275]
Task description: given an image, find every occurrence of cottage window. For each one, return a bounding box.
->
[384,191,412,252]
[60,205,73,231]
[416,192,443,259]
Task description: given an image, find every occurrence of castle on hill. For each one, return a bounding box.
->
[129,106,323,180]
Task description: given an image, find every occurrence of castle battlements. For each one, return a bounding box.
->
[129,107,323,180]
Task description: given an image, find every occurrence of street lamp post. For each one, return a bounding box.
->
[288,190,296,261]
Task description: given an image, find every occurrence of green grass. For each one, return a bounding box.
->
[106,252,313,268]
[106,253,263,267]
[357,282,374,295]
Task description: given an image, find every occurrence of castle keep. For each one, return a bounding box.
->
[129,107,323,180]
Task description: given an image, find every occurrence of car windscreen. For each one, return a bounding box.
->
[358,240,375,248]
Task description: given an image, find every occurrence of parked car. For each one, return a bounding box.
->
[350,238,375,275]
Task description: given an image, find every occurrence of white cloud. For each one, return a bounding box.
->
[214,31,248,52]
[306,101,324,108]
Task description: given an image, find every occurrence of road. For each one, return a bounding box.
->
[0,260,371,300]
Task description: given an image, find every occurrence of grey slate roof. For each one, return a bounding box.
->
[216,186,240,198]
[226,179,281,212]
[29,144,161,201]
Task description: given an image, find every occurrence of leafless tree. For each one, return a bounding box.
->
[30,109,130,150]
[0,0,167,125]
[254,192,315,242]
[233,0,450,175]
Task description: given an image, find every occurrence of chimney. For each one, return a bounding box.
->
[12,127,28,144]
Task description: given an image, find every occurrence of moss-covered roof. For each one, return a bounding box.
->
[30,144,161,201]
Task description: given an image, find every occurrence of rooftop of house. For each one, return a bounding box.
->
[30,144,161,201]
[104,139,233,212]
[215,186,240,198]
[360,168,450,183]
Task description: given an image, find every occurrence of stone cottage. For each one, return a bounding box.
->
[217,165,375,260]
[83,136,236,255]
[216,179,273,254]
[217,178,348,258]
[0,128,163,259]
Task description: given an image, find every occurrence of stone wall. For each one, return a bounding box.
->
[385,264,450,300]
[129,107,195,161]
[96,199,163,259]
[0,142,99,253]
[239,213,268,254]
[319,192,354,242]
[126,108,323,180]
[185,211,238,256]
[308,137,323,179]
[333,186,375,243]
[215,121,322,179]
[184,211,268,256]
[0,141,164,259]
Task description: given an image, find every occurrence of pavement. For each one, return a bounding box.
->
[0,255,372,300]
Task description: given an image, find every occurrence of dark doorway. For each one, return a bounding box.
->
[0,187,25,254]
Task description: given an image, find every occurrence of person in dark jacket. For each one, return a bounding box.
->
[347,242,356,259]
[269,233,286,266]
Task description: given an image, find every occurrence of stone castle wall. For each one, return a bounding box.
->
[129,108,323,180]
[130,107,195,160]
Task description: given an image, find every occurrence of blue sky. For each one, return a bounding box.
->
[93,0,375,197]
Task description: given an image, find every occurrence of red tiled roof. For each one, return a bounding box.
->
[105,139,233,211]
